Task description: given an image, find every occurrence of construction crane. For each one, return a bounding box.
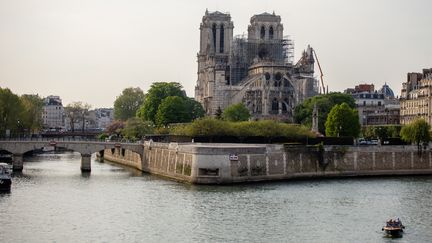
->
[312,48,326,94]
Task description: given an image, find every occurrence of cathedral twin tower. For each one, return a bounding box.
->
[195,10,317,122]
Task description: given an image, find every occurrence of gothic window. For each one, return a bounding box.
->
[260,26,265,39]
[282,98,289,113]
[220,24,224,53]
[275,72,282,81]
[272,98,279,112]
[269,26,274,39]
[212,23,217,51]
[265,72,271,80]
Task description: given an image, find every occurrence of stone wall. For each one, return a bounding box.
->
[103,148,143,171]
[102,142,432,184]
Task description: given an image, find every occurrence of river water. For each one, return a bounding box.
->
[1,152,432,242]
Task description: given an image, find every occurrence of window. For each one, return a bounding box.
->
[212,23,217,51]
[220,24,224,53]
[260,26,265,39]
[269,26,274,39]
[272,98,279,111]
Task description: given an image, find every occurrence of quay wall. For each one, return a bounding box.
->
[102,142,432,184]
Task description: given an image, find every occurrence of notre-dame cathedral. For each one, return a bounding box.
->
[195,10,319,122]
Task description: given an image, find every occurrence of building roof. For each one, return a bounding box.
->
[379,83,395,98]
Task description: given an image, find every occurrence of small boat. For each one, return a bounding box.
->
[0,163,12,192]
[382,218,405,237]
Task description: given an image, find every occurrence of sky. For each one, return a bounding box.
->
[0,0,431,108]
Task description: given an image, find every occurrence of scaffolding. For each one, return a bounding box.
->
[229,35,295,85]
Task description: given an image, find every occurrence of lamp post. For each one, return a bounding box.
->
[17,120,21,139]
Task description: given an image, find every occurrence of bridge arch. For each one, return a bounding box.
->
[0,140,143,172]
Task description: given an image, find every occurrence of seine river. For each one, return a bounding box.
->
[1,152,432,242]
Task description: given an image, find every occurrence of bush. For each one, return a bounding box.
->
[171,118,314,138]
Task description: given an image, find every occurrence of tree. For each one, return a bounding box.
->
[155,96,189,126]
[20,94,44,134]
[137,82,185,123]
[0,87,23,136]
[114,87,145,121]
[294,92,355,134]
[185,98,205,121]
[122,117,154,140]
[325,102,360,137]
[215,107,223,120]
[400,118,430,154]
[64,102,90,132]
[105,120,125,137]
[222,103,251,122]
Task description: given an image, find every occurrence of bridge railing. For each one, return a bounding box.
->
[0,137,144,144]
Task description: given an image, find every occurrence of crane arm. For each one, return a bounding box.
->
[312,48,325,94]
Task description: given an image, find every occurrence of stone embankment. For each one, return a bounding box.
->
[101,142,432,184]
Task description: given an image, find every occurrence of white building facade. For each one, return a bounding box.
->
[42,95,64,130]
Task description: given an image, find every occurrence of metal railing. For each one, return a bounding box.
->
[0,137,143,144]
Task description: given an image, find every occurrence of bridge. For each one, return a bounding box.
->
[0,138,143,172]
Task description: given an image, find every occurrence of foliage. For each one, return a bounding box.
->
[222,103,251,122]
[105,120,125,136]
[0,87,23,136]
[170,117,314,138]
[155,96,189,126]
[98,133,108,140]
[400,118,430,152]
[171,117,233,136]
[137,82,185,123]
[294,92,355,134]
[19,94,44,133]
[64,101,91,132]
[185,98,205,121]
[215,107,223,120]
[122,117,154,139]
[362,125,402,139]
[114,87,145,121]
[325,102,360,137]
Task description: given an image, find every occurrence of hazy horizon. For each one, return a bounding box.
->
[1,0,431,108]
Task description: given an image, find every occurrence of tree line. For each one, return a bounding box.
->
[0,87,44,136]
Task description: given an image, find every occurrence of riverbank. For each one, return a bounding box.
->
[101,142,432,184]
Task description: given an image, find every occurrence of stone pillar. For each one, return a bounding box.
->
[81,154,91,172]
[13,154,24,171]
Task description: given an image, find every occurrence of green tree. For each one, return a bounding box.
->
[114,87,145,121]
[0,87,23,136]
[185,98,205,121]
[400,118,430,154]
[137,82,185,123]
[215,106,223,120]
[222,103,251,122]
[325,102,360,137]
[155,96,189,126]
[294,92,355,134]
[122,117,154,140]
[20,94,44,134]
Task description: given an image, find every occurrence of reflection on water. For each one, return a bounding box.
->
[0,152,432,242]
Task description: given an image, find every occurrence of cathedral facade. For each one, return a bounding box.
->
[195,10,318,121]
